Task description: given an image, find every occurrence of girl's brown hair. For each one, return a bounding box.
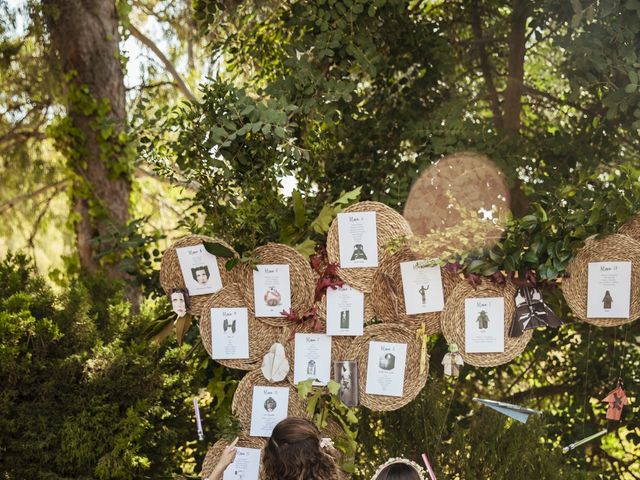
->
[375,463,422,480]
[262,417,340,480]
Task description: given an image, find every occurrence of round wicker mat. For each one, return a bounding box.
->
[618,214,640,243]
[200,435,266,479]
[160,235,237,316]
[326,201,412,294]
[562,234,640,327]
[370,246,461,335]
[232,368,308,435]
[351,324,427,411]
[199,284,284,370]
[441,280,531,367]
[236,243,315,327]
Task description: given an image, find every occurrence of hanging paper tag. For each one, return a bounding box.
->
[193,398,204,441]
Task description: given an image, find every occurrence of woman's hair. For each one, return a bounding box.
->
[262,417,340,480]
[375,463,422,480]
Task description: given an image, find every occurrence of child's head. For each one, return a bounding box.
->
[372,459,425,480]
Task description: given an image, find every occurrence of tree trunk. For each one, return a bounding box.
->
[42,0,133,285]
[503,0,528,135]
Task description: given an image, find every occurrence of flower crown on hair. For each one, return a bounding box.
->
[371,457,427,480]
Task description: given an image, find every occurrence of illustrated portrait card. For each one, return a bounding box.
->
[464,297,505,353]
[337,212,379,268]
[587,261,632,318]
[249,386,289,437]
[223,447,261,480]
[399,261,445,314]
[210,307,249,360]
[293,333,332,386]
[326,285,365,336]
[175,244,223,296]
[252,264,292,317]
[365,341,407,397]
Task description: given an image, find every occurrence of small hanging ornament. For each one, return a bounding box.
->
[441,343,464,378]
[261,342,290,382]
[602,380,630,421]
[509,286,563,337]
[416,322,429,375]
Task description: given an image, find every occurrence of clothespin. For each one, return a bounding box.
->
[416,322,429,375]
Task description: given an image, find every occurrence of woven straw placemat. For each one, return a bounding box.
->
[232,368,308,435]
[199,284,284,370]
[200,435,266,479]
[160,235,237,316]
[326,201,412,294]
[403,152,510,237]
[562,234,640,327]
[370,246,461,335]
[236,243,315,327]
[351,324,427,411]
[618,214,640,243]
[441,280,531,367]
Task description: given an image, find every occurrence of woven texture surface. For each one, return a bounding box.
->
[199,284,284,370]
[441,280,531,367]
[160,235,237,316]
[200,436,266,479]
[236,243,315,327]
[562,234,640,327]
[370,246,461,334]
[326,201,412,293]
[351,324,427,411]
[618,214,640,242]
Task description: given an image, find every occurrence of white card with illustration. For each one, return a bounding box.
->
[293,333,332,386]
[337,211,379,268]
[587,261,632,318]
[365,341,407,397]
[464,297,505,353]
[249,386,289,437]
[326,285,365,336]
[223,447,261,480]
[252,264,291,317]
[210,307,250,360]
[399,260,445,314]
[175,244,223,296]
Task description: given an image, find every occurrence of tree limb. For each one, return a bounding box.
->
[0,179,69,213]
[470,0,504,131]
[128,23,197,103]
[502,0,529,135]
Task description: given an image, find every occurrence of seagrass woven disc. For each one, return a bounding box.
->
[232,368,308,435]
[160,235,237,316]
[441,280,530,367]
[326,201,413,294]
[281,319,356,385]
[618,214,640,243]
[236,243,315,327]
[403,152,510,241]
[200,435,267,479]
[200,284,284,370]
[562,234,640,327]
[370,246,461,335]
[351,324,427,411]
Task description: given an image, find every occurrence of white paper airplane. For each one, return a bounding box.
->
[473,397,542,423]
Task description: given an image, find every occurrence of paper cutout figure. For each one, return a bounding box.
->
[191,265,210,284]
[264,397,277,412]
[562,429,607,453]
[264,287,282,307]
[602,384,629,421]
[350,244,368,261]
[418,284,429,304]
[441,343,464,378]
[509,287,563,337]
[379,353,396,370]
[473,397,542,423]
[340,310,350,329]
[170,288,190,317]
[261,343,290,382]
[477,310,489,329]
[602,290,613,310]
[223,318,236,333]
